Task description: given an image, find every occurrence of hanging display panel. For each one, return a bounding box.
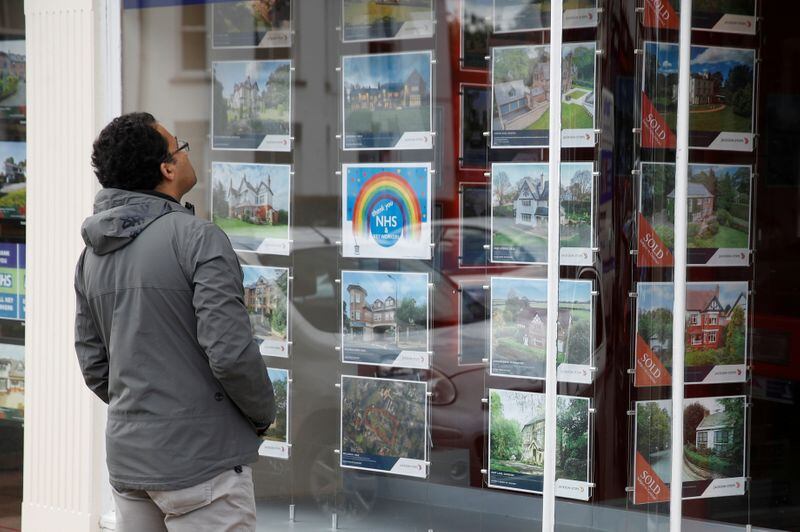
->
[460,84,490,169]
[489,276,548,379]
[340,375,428,478]
[555,395,591,500]
[0,40,25,124]
[258,367,290,459]
[459,183,490,268]
[559,162,594,266]
[0,141,26,222]
[342,51,434,150]
[458,281,488,365]
[211,162,291,255]
[556,280,594,384]
[685,281,748,384]
[560,42,597,148]
[340,270,430,369]
[490,162,550,264]
[241,265,290,358]
[341,0,434,43]
[634,282,674,388]
[641,43,756,151]
[633,399,672,504]
[460,0,492,71]
[212,0,292,49]
[341,163,432,260]
[643,0,756,35]
[211,60,292,152]
[492,0,598,32]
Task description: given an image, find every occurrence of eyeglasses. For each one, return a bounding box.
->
[168,137,190,158]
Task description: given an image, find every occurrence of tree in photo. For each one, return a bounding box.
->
[556,397,588,481]
[490,391,523,463]
[636,402,671,458]
[683,402,710,445]
[264,373,287,442]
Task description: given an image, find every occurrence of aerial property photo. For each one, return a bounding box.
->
[211,162,291,255]
[340,375,428,478]
[560,42,596,147]
[241,266,289,358]
[212,59,292,151]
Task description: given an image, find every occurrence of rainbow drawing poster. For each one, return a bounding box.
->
[342,163,432,259]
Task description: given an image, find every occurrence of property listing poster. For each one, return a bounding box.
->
[488,390,591,498]
[212,0,292,49]
[641,43,756,152]
[342,0,434,42]
[633,399,672,504]
[560,162,594,266]
[342,163,431,259]
[259,368,290,459]
[342,51,433,150]
[460,84,489,169]
[560,42,597,148]
[0,141,26,222]
[634,282,674,388]
[685,282,748,384]
[211,162,291,255]
[493,0,598,32]
[490,277,548,379]
[643,0,756,35]
[638,163,751,267]
[461,0,492,70]
[556,280,594,384]
[460,183,490,267]
[341,270,430,369]
[0,243,25,321]
[491,162,550,264]
[0,40,25,123]
[0,343,24,419]
[241,266,289,358]
[340,375,428,478]
[682,395,747,500]
[212,60,292,151]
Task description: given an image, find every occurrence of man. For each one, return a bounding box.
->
[74,112,275,531]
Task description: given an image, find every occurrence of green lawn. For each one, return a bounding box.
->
[530,108,550,130]
[214,216,289,239]
[690,105,751,133]
[689,225,748,249]
[493,225,548,253]
[527,105,592,131]
[564,88,588,100]
[346,106,430,134]
[496,337,546,362]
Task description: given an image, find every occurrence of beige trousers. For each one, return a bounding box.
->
[111,465,256,532]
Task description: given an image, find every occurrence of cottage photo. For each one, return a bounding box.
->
[258,368,290,459]
[634,282,673,387]
[0,141,26,222]
[633,400,672,504]
[491,162,549,264]
[682,395,746,499]
[211,162,291,255]
[212,60,292,151]
[490,276,548,379]
[212,0,291,48]
[559,162,593,265]
[342,0,434,42]
[341,270,429,369]
[557,279,593,370]
[340,375,428,478]
[493,0,550,33]
[241,266,289,358]
[342,163,431,260]
[560,42,596,147]
[343,51,433,150]
[491,44,550,148]
[685,282,748,384]
[0,39,25,121]
[488,389,546,493]
[555,395,590,488]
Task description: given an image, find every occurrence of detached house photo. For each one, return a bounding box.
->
[489,389,546,490]
[241,265,288,356]
[683,397,746,482]
[684,282,748,371]
[492,45,550,132]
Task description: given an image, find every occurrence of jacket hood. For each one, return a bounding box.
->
[81,188,191,255]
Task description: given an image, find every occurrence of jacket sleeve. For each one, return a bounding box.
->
[74,250,110,404]
[183,222,276,429]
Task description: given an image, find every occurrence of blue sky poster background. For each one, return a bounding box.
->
[491,277,547,302]
[342,271,428,308]
[691,46,754,79]
[242,265,286,288]
[345,165,428,223]
[214,60,289,100]
[559,280,591,305]
[0,142,26,164]
[638,283,674,313]
[212,162,289,211]
[343,52,431,91]
[647,42,679,75]
[688,282,747,310]
[267,367,288,386]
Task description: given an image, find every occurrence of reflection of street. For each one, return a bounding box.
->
[683,453,720,481]
[0,80,25,106]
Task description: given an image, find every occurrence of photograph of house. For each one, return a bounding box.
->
[0,40,25,118]
[634,399,672,503]
[0,343,24,419]
[212,60,291,150]
[491,162,551,263]
[560,42,596,135]
[489,389,546,493]
[559,162,593,252]
[493,0,550,33]
[555,395,590,483]
[211,162,290,254]
[343,51,432,149]
[685,282,747,376]
[0,141,26,221]
[683,396,745,488]
[491,45,550,146]
[242,266,289,357]
[341,270,429,367]
[343,0,433,42]
[341,376,427,476]
[213,0,291,48]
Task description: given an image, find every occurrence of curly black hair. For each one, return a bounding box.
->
[91,112,174,190]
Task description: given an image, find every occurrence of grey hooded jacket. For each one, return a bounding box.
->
[74,188,275,491]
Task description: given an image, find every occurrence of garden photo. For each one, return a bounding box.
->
[491,162,549,263]
[559,162,593,252]
[634,399,672,504]
[212,0,291,48]
[342,0,433,42]
[557,280,592,367]
[490,277,548,379]
[489,389,546,493]
[212,60,291,150]
[560,42,596,132]
[211,162,291,254]
[343,51,432,150]
[242,266,289,357]
[689,46,755,134]
[685,164,750,252]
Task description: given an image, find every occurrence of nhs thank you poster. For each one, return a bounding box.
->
[342,163,431,259]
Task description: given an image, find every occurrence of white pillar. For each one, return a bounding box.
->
[22,1,116,530]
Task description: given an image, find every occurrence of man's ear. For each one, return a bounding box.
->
[160,160,175,183]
